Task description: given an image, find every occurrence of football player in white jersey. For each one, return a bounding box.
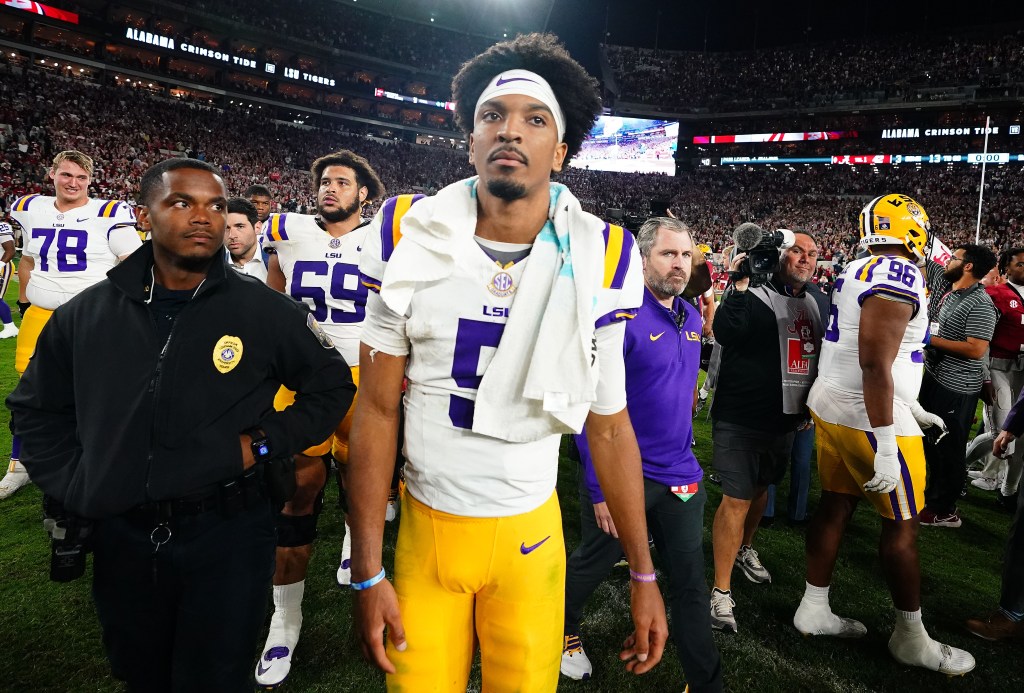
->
[348,34,666,692]
[0,220,17,339]
[794,194,975,676]
[255,150,385,688]
[1,150,141,500]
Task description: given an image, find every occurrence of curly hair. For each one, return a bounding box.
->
[309,150,385,202]
[998,246,1024,274]
[451,33,601,162]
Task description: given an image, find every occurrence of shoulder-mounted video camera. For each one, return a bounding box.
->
[731,223,796,288]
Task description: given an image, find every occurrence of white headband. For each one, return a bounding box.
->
[474,69,566,143]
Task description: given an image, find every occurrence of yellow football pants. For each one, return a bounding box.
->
[387,491,565,693]
[15,305,54,374]
[812,413,925,521]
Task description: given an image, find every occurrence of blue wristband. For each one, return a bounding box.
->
[350,567,386,591]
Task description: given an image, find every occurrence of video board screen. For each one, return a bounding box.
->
[694,130,856,144]
[4,1,77,24]
[571,116,678,175]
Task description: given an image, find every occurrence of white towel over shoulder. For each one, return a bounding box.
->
[378,177,608,443]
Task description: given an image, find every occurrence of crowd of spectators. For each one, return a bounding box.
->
[183,0,493,76]
[605,28,1024,113]
[3,62,1022,277]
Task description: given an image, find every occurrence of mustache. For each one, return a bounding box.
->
[488,146,528,165]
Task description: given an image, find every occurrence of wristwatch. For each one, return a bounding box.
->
[244,428,273,463]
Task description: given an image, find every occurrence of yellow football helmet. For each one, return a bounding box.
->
[697,243,713,255]
[859,194,930,265]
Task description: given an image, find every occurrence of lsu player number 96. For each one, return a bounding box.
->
[810,193,945,517]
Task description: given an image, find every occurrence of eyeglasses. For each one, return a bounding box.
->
[947,256,965,264]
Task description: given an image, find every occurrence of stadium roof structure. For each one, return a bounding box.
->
[330,0,558,39]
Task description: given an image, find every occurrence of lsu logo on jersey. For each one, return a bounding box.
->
[212,335,244,374]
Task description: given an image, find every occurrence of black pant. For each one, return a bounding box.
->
[91,498,276,693]
[920,371,978,515]
[1001,484,1024,614]
[564,475,723,693]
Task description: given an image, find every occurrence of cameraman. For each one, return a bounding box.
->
[7,159,353,693]
[708,231,827,632]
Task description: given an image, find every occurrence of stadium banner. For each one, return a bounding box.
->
[880,126,1003,139]
[831,154,892,165]
[374,88,455,111]
[929,237,954,267]
[694,131,856,144]
[712,153,1019,166]
[571,116,678,175]
[4,0,77,24]
[122,27,335,86]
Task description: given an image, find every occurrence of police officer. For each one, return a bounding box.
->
[7,158,354,693]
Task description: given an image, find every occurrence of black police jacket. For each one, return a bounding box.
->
[8,242,355,518]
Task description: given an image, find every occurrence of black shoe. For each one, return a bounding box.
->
[708,472,721,486]
[997,491,1017,513]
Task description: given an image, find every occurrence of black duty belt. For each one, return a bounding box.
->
[123,468,265,526]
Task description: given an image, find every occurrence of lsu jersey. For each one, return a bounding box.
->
[262,212,367,365]
[10,195,141,310]
[807,253,928,435]
[986,282,1024,359]
[359,194,642,517]
[0,222,13,299]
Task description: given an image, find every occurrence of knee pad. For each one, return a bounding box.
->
[276,509,320,548]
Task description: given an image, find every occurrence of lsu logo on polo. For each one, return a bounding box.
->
[213,335,244,374]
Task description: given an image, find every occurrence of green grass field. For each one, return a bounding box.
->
[0,273,1021,692]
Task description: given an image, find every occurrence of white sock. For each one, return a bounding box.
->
[795,582,866,637]
[893,608,927,636]
[267,580,305,650]
[801,582,831,607]
[890,610,941,669]
[341,521,352,560]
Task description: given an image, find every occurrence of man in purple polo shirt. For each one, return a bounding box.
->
[560,217,723,692]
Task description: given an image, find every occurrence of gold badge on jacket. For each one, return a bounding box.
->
[213,335,244,373]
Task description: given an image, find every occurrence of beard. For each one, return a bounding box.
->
[486,177,528,202]
[647,271,688,299]
[319,196,362,223]
[943,263,964,282]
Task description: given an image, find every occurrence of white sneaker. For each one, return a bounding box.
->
[256,582,304,688]
[889,630,975,676]
[735,545,772,584]
[0,466,30,500]
[559,634,593,680]
[0,323,17,339]
[337,521,352,586]
[710,588,737,632]
[971,477,1000,492]
[793,600,867,638]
